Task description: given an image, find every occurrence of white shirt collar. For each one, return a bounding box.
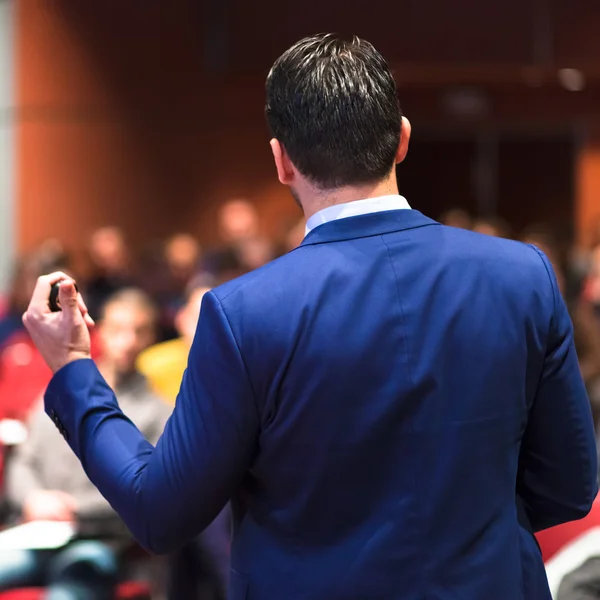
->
[305,195,411,235]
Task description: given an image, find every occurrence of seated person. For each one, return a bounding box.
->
[137,282,231,599]
[137,282,211,405]
[0,289,172,600]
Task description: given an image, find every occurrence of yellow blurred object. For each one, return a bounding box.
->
[136,337,189,405]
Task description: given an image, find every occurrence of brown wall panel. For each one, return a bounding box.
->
[17,0,300,259]
[16,0,600,259]
[227,0,534,71]
[553,0,600,67]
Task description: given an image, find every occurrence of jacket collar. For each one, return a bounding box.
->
[300,209,440,247]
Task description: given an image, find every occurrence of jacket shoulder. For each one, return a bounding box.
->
[437,226,552,275]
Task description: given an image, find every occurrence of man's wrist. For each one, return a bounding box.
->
[50,353,92,374]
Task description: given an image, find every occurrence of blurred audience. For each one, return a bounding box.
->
[0,248,77,423]
[137,280,231,600]
[147,233,204,342]
[0,289,171,600]
[3,199,600,598]
[165,234,202,282]
[439,208,472,230]
[85,227,135,320]
[137,281,211,404]
[217,198,260,244]
[472,216,512,239]
[0,257,39,350]
[204,199,274,280]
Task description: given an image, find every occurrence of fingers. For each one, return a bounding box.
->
[58,280,81,322]
[77,293,95,328]
[28,272,71,317]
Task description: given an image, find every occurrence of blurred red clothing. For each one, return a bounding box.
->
[0,329,103,422]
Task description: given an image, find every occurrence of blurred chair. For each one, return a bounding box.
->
[536,500,600,562]
[535,500,600,596]
[0,581,152,599]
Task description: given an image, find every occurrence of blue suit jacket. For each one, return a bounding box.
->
[45,210,598,599]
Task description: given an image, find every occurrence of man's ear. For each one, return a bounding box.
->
[395,117,412,164]
[270,139,295,185]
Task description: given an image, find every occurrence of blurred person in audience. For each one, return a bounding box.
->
[0,249,79,422]
[0,256,51,422]
[236,236,276,272]
[439,207,472,230]
[218,199,260,245]
[204,199,273,277]
[137,280,212,404]
[154,233,203,341]
[0,257,39,349]
[85,227,135,320]
[0,289,171,600]
[165,233,202,288]
[137,280,231,600]
[35,238,71,275]
[554,555,600,600]
[473,216,512,238]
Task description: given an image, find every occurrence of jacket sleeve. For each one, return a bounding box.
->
[517,248,598,532]
[44,291,260,554]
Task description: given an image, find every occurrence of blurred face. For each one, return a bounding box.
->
[441,209,472,230]
[218,200,259,243]
[473,222,500,237]
[176,287,210,346]
[238,237,274,270]
[90,227,127,272]
[166,234,200,273]
[10,259,40,312]
[99,303,156,374]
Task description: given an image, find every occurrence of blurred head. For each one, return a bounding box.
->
[35,238,71,273]
[7,256,42,313]
[440,208,472,230]
[8,249,75,314]
[218,200,259,244]
[89,226,128,273]
[473,217,512,239]
[165,233,201,276]
[266,34,410,206]
[237,237,275,271]
[175,285,211,347]
[98,289,157,375]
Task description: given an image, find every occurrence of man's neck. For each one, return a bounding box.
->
[301,177,399,222]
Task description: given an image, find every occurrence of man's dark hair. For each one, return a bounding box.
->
[266,33,402,189]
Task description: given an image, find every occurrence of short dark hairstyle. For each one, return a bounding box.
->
[266,33,402,189]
